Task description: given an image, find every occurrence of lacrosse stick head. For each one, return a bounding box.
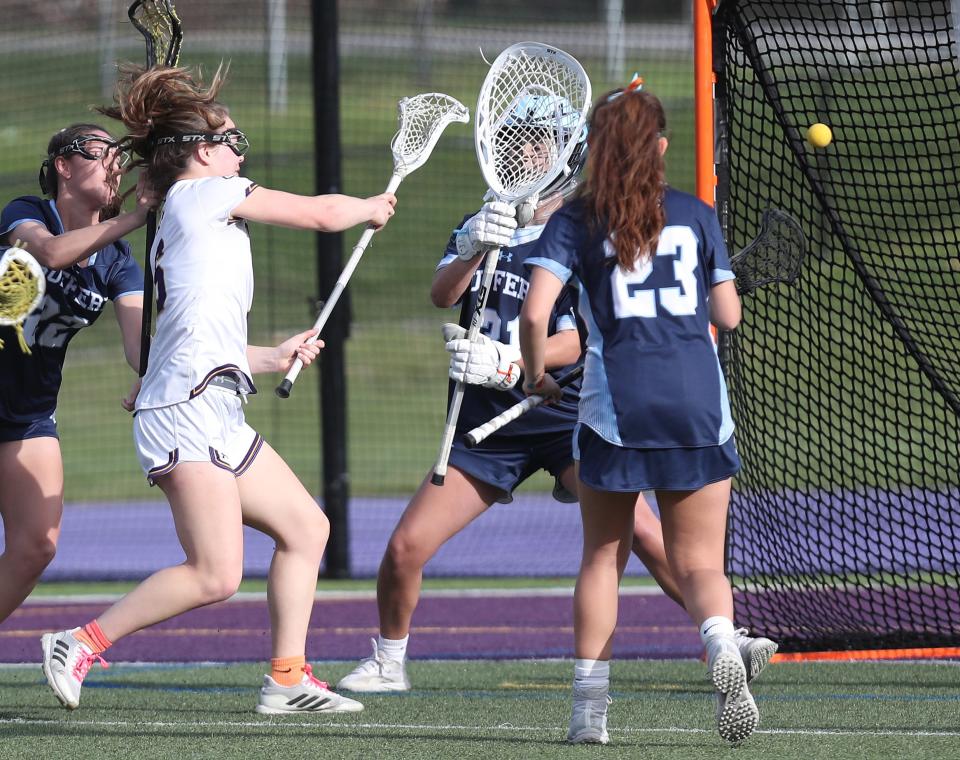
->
[475,42,591,205]
[128,0,183,68]
[390,93,469,179]
[0,243,45,354]
[730,208,808,295]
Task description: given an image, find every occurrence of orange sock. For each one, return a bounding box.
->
[270,655,306,687]
[74,620,112,655]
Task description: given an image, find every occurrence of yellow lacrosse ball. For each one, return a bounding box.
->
[806,123,833,148]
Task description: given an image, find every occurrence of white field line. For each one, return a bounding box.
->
[23,585,666,606]
[0,716,958,738]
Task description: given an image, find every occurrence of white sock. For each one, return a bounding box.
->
[699,615,735,644]
[573,658,610,692]
[377,634,408,662]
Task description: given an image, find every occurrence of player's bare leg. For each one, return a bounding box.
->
[41,462,244,711]
[338,466,499,693]
[566,469,635,745]
[656,481,733,626]
[96,463,245,640]
[237,441,328,659]
[0,437,63,623]
[658,480,759,744]
[236,441,360,714]
[573,477,636,660]
[377,466,500,639]
[559,465,684,607]
[630,494,684,606]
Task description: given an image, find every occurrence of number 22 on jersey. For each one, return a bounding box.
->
[610,225,699,319]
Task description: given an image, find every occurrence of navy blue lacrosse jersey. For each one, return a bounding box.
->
[526,188,736,449]
[439,214,581,435]
[0,196,143,422]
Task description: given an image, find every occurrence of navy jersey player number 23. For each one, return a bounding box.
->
[526,187,736,451]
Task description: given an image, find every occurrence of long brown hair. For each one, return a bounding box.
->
[99,64,230,196]
[582,89,667,270]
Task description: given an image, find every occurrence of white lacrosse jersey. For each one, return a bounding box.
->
[136,176,258,410]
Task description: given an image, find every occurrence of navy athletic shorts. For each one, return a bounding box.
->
[449,428,574,503]
[0,414,58,443]
[574,423,740,492]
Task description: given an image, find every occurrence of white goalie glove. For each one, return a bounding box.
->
[442,323,521,391]
[454,202,517,261]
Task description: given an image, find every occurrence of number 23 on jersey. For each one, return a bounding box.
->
[610,225,699,319]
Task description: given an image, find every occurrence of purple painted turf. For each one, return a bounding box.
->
[1,592,699,662]
[0,494,660,580]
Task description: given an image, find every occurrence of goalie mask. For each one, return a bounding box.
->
[499,94,588,202]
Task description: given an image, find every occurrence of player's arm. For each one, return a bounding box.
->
[710,279,741,331]
[247,329,324,375]
[6,212,148,270]
[3,173,157,270]
[231,188,396,232]
[519,266,565,398]
[114,293,144,373]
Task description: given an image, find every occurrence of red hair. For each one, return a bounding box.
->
[582,89,667,270]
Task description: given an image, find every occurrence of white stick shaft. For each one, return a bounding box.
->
[464,395,544,447]
[276,173,402,397]
[431,247,501,483]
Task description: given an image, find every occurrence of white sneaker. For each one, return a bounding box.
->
[336,638,410,693]
[734,627,778,683]
[566,687,611,744]
[706,634,758,745]
[41,628,109,710]
[256,664,363,714]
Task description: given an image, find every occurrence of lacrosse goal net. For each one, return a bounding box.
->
[710,0,960,652]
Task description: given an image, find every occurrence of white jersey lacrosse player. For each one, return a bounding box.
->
[134,175,262,482]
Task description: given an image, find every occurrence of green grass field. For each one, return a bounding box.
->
[1,659,958,759]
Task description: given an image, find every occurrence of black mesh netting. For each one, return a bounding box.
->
[716,1,960,651]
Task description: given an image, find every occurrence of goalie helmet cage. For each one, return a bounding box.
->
[703,0,960,652]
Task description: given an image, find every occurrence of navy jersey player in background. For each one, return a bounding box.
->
[520,81,762,746]
[0,123,153,627]
[337,95,769,696]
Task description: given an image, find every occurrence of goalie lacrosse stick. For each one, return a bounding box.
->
[127,0,183,377]
[431,41,591,485]
[0,242,45,354]
[276,92,469,398]
[463,365,583,448]
[731,208,807,295]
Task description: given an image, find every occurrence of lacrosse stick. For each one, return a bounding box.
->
[275,93,469,398]
[127,0,183,377]
[0,242,45,354]
[731,208,807,295]
[463,365,583,448]
[431,41,592,485]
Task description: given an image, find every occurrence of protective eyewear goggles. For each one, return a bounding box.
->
[153,128,250,157]
[38,135,131,194]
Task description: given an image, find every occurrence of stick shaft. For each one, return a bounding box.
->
[138,210,157,377]
[276,174,402,398]
[463,365,584,447]
[431,247,501,484]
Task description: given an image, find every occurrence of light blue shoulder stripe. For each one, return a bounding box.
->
[712,267,735,284]
[436,252,457,271]
[526,256,572,284]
